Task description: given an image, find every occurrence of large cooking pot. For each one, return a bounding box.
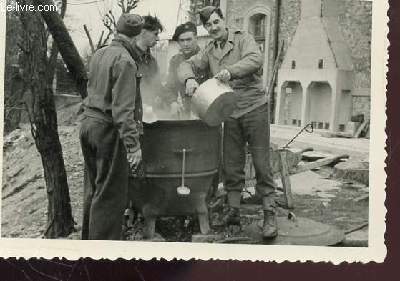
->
[191,78,238,126]
[129,120,221,238]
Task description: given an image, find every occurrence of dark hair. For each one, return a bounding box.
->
[199,8,224,25]
[142,15,164,32]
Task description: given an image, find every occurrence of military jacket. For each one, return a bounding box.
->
[178,29,267,118]
[83,35,140,152]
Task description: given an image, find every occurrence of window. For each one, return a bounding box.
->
[249,14,266,40]
[291,60,296,69]
[248,13,266,76]
[318,59,324,69]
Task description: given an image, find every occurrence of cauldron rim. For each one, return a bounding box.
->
[143,119,212,128]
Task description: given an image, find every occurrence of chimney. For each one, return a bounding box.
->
[281,0,353,71]
[276,0,355,133]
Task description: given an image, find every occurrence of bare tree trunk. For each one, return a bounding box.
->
[46,0,67,87]
[19,0,74,238]
[33,0,88,99]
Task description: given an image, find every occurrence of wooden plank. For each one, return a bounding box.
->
[353,119,369,138]
[278,150,294,209]
[292,154,349,174]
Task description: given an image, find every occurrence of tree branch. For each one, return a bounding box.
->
[33,0,87,98]
[83,24,95,54]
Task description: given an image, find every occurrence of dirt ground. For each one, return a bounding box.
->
[1,104,369,244]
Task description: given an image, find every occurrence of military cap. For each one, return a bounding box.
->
[116,14,144,37]
[198,5,222,24]
[172,22,197,41]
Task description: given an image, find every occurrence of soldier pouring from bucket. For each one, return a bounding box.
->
[178,6,278,239]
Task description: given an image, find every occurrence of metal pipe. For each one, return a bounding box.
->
[271,0,282,124]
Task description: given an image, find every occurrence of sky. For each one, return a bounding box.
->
[65,0,189,54]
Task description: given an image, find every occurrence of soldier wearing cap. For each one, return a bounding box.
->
[178,6,278,238]
[80,13,143,240]
[165,22,208,118]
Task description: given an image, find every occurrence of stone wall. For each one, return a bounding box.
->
[332,0,372,119]
[335,0,372,90]
[278,0,301,55]
[352,96,371,120]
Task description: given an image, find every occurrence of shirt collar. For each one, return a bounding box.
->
[214,28,233,48]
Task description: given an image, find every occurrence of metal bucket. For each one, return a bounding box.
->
[191,78,238,126]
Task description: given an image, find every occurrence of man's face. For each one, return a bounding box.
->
[142,29,160,48]
[177,31,197,55]
[204,11,226,41]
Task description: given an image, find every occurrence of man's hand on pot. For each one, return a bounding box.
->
[185,78,199,96]
[127,148,142,172]
[214,69,231,83]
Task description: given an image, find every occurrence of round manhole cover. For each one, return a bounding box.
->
[244,216,344,246]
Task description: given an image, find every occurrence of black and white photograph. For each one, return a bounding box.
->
[0,0,387,261]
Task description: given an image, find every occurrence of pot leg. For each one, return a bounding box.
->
[143,216,156,239]
[198,212,210,234]
[142,204,160,239]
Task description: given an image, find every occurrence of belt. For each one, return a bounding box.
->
[83,106,144,134]
[83,107,113,123]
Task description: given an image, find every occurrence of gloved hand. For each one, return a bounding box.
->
[127,148,142,172]
[185,78,199,96]
[214,69,231,83]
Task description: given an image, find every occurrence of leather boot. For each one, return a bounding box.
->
[262,197,278,239]
[221,206,241,226]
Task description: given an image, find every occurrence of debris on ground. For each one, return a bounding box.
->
[333,160,369,185]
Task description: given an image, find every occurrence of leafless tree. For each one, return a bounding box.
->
[18,0,75,238]
[86,0,141,52]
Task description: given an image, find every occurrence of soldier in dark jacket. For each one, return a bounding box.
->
[178,6,278,239]
[80,14,143,240]
[165,22,208,118]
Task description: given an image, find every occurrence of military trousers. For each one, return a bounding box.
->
[223,103,276,207]
[80,116,129,240]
